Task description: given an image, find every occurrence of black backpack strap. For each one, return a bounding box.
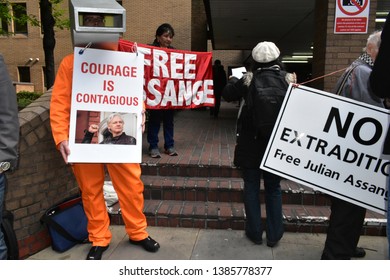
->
[335,65,358,95]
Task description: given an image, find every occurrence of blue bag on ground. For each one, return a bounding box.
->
[41,195,89,252]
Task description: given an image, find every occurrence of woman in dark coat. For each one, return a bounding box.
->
[147,23,178,158]
[223,42,296,247]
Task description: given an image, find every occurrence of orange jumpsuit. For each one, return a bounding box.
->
[50,54,148,246]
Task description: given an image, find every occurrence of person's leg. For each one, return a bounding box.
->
[0,174,7,260]
[107,163,148,240]
[162,110,176,154]
[214,92,221,118]
[262,170,284,246]
[242,168,263,244]
[322,197,366,259]
[209,106,215,117]
[147,110,162,151]
[72,163,112,246]
[162,109,174,149]
[108,163,160,252]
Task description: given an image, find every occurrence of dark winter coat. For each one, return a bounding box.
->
[212,64,227,95]
[370,12,390,154]
[223,74,267,168]
[222,66,292,169]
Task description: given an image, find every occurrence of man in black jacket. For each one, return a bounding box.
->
[82,114,136,145]
[210,59,227,119]
[370,12,390,260]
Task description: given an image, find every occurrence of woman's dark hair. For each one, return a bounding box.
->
[155,23,175,37]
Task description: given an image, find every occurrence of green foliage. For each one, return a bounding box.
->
[16,91,42,109]
[50,0,70,30]
[0,0,69,36]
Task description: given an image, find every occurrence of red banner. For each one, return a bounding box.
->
[118,39,214,109]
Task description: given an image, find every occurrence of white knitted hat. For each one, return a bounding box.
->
[251,41,280,63]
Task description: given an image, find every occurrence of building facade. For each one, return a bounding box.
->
[1,0,212,93]
[1,0,386,94]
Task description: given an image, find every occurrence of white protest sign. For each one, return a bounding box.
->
[231,67,247,79]
[261,84,390,214]
[68,47,144,163]
[334,0,370,33]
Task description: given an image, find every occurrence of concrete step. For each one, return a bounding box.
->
[141,175,331,206]
[109,199,386,236]
[141,162,242,178]
[107,175,386,237]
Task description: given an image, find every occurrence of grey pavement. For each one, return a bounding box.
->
[28,225,387,260]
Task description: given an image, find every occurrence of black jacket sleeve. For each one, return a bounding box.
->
[222,77,245,102]
[81,130,94,143]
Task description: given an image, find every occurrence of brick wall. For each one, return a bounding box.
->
[5,90,80,259]
[122,0,193,51]
[191,0,208,51]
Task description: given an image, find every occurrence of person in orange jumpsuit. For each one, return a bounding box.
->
[50,7,160,260]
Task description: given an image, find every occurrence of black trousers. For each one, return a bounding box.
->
[322,196,366,259]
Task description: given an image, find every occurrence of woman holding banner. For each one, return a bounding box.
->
[147,23,178,158]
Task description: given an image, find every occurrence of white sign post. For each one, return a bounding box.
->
[261,85,390,214]
[68,47,144,163]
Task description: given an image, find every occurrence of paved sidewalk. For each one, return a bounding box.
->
[28,225,387,260]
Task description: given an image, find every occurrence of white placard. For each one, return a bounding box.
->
[68,47,144,163]
[261,84,390,214]
[231,67,247,79]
